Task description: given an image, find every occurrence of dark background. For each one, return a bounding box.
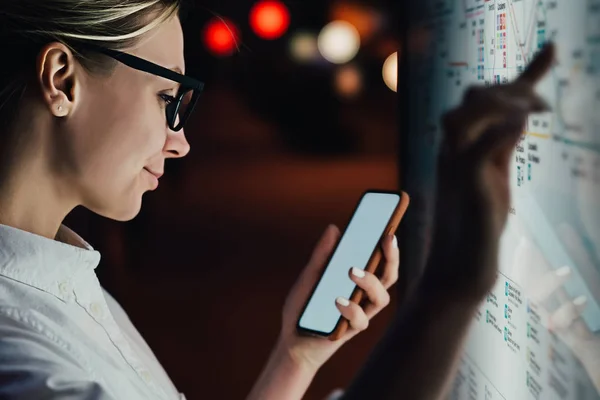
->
[66,1,401,398]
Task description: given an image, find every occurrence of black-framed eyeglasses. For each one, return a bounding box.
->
[82,43,204,132]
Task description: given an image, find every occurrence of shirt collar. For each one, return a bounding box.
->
[0,224,101,302]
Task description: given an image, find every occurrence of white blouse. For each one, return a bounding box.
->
[0,223,186,400]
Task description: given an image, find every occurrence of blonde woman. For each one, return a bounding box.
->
[0,0,558,398]
[0,1,399,399]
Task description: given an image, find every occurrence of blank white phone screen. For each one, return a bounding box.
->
[298,192,400,334]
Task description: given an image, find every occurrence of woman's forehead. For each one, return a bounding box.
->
[132,16,185,75]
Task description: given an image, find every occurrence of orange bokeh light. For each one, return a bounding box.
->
[330,1,381,42]
[249,0,290,40]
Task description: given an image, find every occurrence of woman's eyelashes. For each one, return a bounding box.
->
[158,93,176,106]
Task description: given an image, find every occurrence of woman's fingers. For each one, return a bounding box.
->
[528,266,572,304]
[461,82,549,114]
[516,42,556,84]
[549,295,588,332]
[490,83,551,113]
[335,296,369,332]
[333,266,392,336]
[379,234,400,289]
[441,44,555,156]
[442,87,544,154]
[334,235,398,333]
[350,267,391,318]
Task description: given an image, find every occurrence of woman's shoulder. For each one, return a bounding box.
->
[0,302,113,399]
[0,278,72,344]
[0,275,86,359]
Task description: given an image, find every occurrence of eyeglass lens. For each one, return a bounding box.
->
[167,88,196,131]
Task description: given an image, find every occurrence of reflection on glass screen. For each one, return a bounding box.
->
[403,0,600,398]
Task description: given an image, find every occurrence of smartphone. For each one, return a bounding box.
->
[296,190,410,340]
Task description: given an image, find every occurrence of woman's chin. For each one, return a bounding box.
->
[88,196,143,222]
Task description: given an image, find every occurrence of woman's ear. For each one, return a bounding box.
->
[36,41,78,117]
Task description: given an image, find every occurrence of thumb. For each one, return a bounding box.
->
[466,117,526,169]
[305,224,341,278]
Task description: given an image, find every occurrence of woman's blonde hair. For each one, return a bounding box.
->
[0,0,182,132]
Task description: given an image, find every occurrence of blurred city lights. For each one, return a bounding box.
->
[335,64,362,98]
[382,51,398,92]
[330,2,382,43]
[249,0,290,40]
[317,20,361,64]
[289,32,319,63]
[203,17,240,57]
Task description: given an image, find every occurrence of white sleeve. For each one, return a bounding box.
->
[0,309,116,400]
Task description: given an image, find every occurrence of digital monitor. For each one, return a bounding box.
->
[400,0,600,398]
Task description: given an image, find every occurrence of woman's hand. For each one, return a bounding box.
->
[278,224,400,371]
[515,226,600,392]
[422,44,556,301]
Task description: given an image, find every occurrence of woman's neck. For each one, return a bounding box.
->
[0,134,75,240]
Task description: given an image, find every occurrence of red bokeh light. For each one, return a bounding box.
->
[249,0,290,40]
[203,17,240,56]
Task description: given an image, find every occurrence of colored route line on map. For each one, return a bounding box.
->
[525,131,600,153]
[526,131,551,139]
[559,138,600,152]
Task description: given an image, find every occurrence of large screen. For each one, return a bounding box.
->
[400,0,600,398]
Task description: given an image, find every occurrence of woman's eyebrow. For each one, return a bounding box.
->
[169,66,184,75]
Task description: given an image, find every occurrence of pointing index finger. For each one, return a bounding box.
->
[517,42,556,85]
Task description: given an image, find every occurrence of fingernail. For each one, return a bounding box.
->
[351,267,365,278]
[573,295,588,307]
[555,266,571,277]
[336,297,350,307]
[392,235,398,248]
